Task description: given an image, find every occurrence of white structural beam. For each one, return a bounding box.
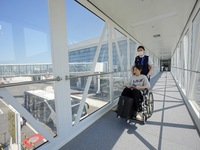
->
[48,0,71,141]
[108,23,114,102]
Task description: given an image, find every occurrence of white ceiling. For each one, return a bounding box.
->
[85,0,197,60]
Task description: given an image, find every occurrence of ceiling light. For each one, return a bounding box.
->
[131,11,177,28]
[153,34,161,38]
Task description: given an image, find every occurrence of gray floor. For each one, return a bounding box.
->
[60,72,200,150]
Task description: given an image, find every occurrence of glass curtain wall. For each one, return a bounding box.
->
[171,9,200,115]
[191,9,200,112]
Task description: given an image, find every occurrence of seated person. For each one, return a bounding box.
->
[121,65,150,120]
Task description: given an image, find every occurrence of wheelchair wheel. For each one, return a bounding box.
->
[148,92,154,117]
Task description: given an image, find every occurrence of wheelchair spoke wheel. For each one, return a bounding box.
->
[149,92,154,103]
[148,92,154,116]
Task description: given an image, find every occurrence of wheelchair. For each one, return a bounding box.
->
[127,89,154,124]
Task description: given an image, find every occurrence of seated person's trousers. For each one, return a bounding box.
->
[121,87,142,115]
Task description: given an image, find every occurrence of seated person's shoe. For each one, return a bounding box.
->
[136,112,143,121]
[132,111,137,119]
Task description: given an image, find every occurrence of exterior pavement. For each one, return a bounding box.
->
[60,72,200,150]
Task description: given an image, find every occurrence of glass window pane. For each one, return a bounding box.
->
[0,1,54,149]
[0,0,53,83]
[65,0,109,122]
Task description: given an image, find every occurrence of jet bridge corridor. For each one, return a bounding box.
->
[61,72,200,150]
[0,0,200,150]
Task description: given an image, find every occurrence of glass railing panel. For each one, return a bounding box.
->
[2,80,57,135]
[172,67,200,115]
[113,71,128,99]
[191,72,200,113]
[69,73,110,123]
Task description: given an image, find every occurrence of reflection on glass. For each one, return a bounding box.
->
[0,0,51,65]
[0,0,52,86]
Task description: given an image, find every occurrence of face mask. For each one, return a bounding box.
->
[138,51,144,57]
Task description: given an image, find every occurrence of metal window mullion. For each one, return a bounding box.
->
[187,25,193,97]
[108,23,114,102]
[174,50,176,78]
[180,42,183,88]
[183,35,188,93]
[176,49,178,79]
[177,48,179,81]
[178,47,181,85]
[181,43,184,88]
[74,23,107,126]
[127,37,130,78]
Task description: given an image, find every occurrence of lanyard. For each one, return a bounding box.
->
[140,57,145,65]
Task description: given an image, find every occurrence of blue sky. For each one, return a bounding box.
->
[0,0,104,64]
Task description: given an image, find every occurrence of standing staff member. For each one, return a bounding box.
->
[134,46,153,81]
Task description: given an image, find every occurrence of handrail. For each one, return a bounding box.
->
[65,71,113,80]
[65,70,129,80]
[0,76,62,88]
[171,66,200,74]
[0,73,53,78]
[0,70,130,88]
